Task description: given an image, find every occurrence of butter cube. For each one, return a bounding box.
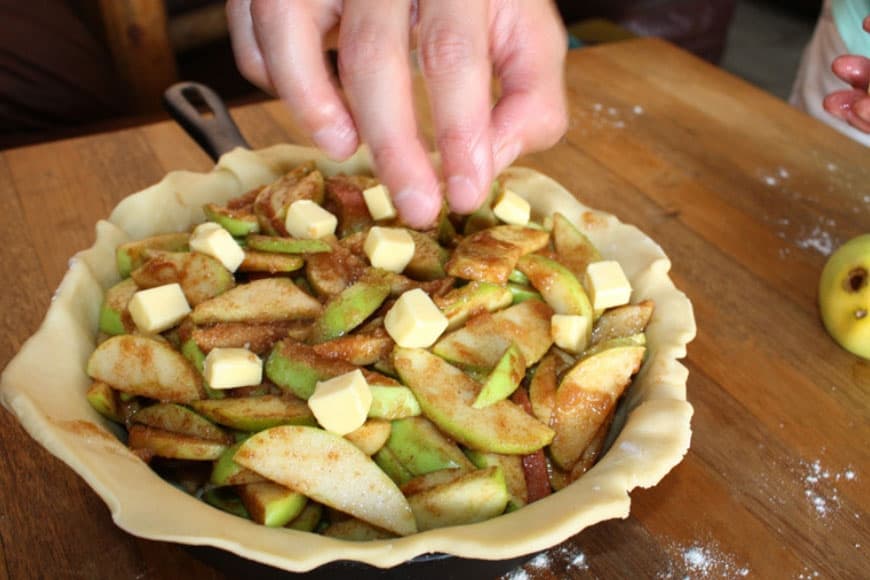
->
[585,260,632,310]
[308,369,372,435]
[203,347,263,390]
[364,227,415,273]
[189,222,245,272]
[550,314,590,354]
[384,288,449,348]
[128,283,191,334]
[362,184,397,220]
[285,200,337,239]
[492,189,531,226]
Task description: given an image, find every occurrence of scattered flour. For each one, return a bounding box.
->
[763,175,779,186]
[633,105,645,115]
[794,225,835,256]
[505,544,589,577]
[826,162,838,172]
[777,167,791,179]
[797,458,858,518]
[657,540,750,579]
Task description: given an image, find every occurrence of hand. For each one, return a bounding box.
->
[823,15,870,134]
[226,0,568,228]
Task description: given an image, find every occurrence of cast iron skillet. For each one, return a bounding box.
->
[162,81,535,579]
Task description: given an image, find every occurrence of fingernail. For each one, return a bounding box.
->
[312,120,358,160]
[394,187,441,228]
[447,175,484,214]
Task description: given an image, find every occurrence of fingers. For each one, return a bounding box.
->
[339,0,442,228]
[489,1,568,175]
[832,55,870,90]
[823,90,870,134]
[418,0,493,214]
[249,0,359,160]
[226,0,273,92]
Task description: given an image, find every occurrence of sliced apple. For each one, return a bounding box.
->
[202,487,250,519]
[98,278,138,335]
[191,320,311,355]
[131,403,230,443]
[394,348,554,454]
[203,202,260,236]
[236,482,308,527]
[210,440,267,486]
[246,235,332,254]
[433,299,554,369]
[445,225,548,285]
[253,162,324,235]
[344,419,391,455]
[434,281,512,331]
[408,466,509,531]
[311,332,394,366]
[131,250,234,306]
[190,395,316,431]
[549,344,645,470]
[551,212,601,279]
[464,450,527,510]
[87,335,205,403]
[238,250,304,274]
[191,278,322,325]
[265,339,356,399]
[404,231,448,281]
[382,416,475,476]
[310,271,391,344]
[367,385,421,420]
[127,425,227,460]
[322,518,396,541]
[287,502,323,532]
[472,342,525,408]
[528,352,558,425]
[234,425,417,536]
[116,232,190,278]
[516,254,594,334]
[591,299,655,346]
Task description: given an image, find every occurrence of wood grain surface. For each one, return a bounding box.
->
[0,38,867,579]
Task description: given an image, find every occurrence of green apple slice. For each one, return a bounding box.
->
[344,419,391,455]
[445,225,548,285]
[463,450,527,511]
[323,518,396,541]
[189,395,316,431]
[551,212,601,280]
[127,425,227,460]
[549,344,645,469]
[287,502,323,532]
[591,299,655,346]
[234,425,417,536]
[86,381,132,423]
[433,299,554,369]
[246,235,332,254]
[131,250,235,306]
[408,466,509,531]
[98,278,138,335]
[265,339,356,399]
[310,271,391,343]
[191,278,322,325]
[131,403,230,443]
[253,162,324,235]
[116,232,190,278]
[367,385,421,420]
[236,482,308,527]
[394,348,554,454]
[382,417,475,476]
[202,487,250,519]
[210,440,267,486]
[528,352,558,425]
[472,342,525,408]
[516,253,593,320]
[323,174,377,237]
[238,250,304,274]
[311,332,395,366]
[87,335,205,403]
[203,202,260,236]
[434,281,512,331]
[404,231,448,281]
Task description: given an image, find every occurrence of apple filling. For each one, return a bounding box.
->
[85,162,654,537]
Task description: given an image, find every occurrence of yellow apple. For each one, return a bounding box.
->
[818,234,870,359]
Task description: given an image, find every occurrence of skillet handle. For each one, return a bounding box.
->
[163,82,250,161]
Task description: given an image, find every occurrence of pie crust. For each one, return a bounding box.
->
[0,145,696,571]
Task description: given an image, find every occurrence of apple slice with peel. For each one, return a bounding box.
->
[131,403,231,444]
[549,344,645,470]
[190,395,316,431]
[591,300,655,346]
[394,348,554,454]
[131,250,235,306]
[433,299,554,369]
[127,425,227,460]
[210,440,267,487]
[236,482,307,527]
[234,425,417,536]
[87,335,205,403]
[408,466,510,531]
[191,278,322,325]
[344,419,391,455]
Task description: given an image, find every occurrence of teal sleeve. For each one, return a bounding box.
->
[831,0,870,56]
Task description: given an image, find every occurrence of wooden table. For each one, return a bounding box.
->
[1,37,867,579]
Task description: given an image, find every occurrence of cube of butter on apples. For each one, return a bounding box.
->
[308,369,372,435]
[585,260,632,310]
[362,184,397,220]
[203,347,263,390]
[384,288,449,348]
[285,199,337,239]
[364,226,415,273]
[551,314,590,354]
[128,283,191,334]
[189,222,245,272]
[492,189,531,226]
